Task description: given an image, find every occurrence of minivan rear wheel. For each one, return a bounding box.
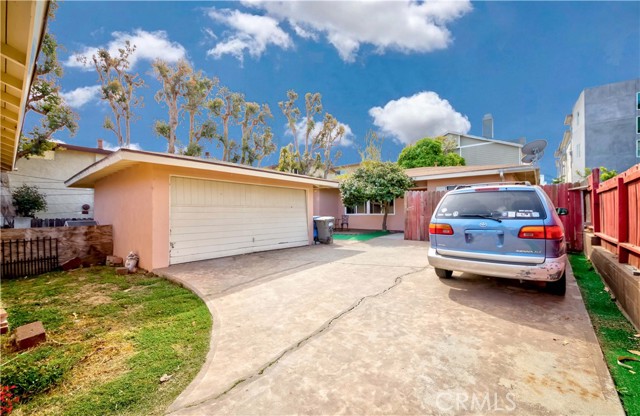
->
[546,272,566,296]
[435,268,453,279]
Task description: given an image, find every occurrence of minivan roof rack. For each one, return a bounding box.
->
[454,181,532,190]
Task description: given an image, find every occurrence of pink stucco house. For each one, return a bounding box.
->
[66,149,338,270]
[66,150,538,270]
[315,164,539,232]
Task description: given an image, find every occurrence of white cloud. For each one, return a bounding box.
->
[60,85,101,108]
[244,0,472,62]
[66,29,187,69]
[102,141,142,152]
[285,117,354,148]
[206,8,292,61]
[369,91,471,145]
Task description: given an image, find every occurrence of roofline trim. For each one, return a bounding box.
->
[409,165,538,181]
[65,148,340,188]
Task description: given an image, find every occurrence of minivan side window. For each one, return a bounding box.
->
[435,191,547,220]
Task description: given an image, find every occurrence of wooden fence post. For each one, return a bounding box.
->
[590,168,600,233]
[617,175,629,263]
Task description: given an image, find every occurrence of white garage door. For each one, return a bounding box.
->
[169,177,309,265]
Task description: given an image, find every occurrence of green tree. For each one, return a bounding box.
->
[152,59,192,154]
[82,42,144,147]
[278,90,346,176]
[599,167,617,182]
[183,71,218,147]
[209,86,244,161]
[234,102,274,165]
[19,2,77,159]
[397,137,465,169]
[340,161,414,231]
[12,185,47,217]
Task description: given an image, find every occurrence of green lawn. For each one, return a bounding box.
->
[0,267,211,416]
[333,230,390,241]
[570,254,640,416]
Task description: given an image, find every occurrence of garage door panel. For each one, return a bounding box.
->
[171,229,308,248]
[171,216,307,229]
[171,222,307,242]
[170,177,309,265]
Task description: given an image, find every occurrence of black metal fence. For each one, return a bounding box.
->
[1,237,59,278]
[31,218,94,228]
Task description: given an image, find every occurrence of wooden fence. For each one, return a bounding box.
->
[404,190,446,241]
[1,237,59,278]
[588,165,640,269]
[403,184,584,251]
[541,182,584,252]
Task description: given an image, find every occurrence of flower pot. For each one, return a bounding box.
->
[13,217,32,229]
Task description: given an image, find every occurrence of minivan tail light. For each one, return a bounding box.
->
[429,223,454,235]
[518,225,563,240]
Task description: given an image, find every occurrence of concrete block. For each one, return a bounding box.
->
[61,257,82,271]
[106,255,124,267]
[15,321,46,350]
[0,308,7,334]
[116,267,129,275]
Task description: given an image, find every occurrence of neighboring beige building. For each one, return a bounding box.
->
[442,132,525,166]
[4,143,111,222]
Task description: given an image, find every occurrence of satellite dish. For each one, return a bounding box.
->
[521,154,535,164]
[522,139,547,156]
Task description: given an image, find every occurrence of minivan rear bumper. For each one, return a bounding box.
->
[427,247,566,281]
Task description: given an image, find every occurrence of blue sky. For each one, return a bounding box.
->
[32,0,640,180]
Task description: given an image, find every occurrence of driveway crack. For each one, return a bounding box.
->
[178,267,423,411]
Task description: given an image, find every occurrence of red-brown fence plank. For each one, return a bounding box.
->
[404,190,445,241]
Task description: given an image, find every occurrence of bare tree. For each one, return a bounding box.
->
[235,102,273,165]
[82,41,144,147]
[152,59,192,153]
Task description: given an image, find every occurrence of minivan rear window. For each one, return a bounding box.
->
[435,190,547,220]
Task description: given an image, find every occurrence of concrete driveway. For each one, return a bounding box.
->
[157,234,623,415]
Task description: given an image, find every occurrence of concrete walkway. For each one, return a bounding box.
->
[157,234,623,415]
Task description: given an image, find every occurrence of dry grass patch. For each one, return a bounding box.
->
[0,267,211,416]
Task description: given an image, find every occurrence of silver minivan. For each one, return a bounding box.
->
[427,183,568,295]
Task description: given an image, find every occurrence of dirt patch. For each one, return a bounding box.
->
[84,295,111,306]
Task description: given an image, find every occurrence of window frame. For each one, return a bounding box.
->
[345,199,395,216]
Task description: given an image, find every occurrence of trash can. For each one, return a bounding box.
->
[313,216,320,243]
[314,216,334,244]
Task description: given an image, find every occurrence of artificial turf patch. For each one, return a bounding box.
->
[332,230,391,241]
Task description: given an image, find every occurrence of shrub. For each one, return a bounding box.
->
[11,185,47,217]
[0,385,20,414]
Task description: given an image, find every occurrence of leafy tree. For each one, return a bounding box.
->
[552,176,565,184]
[340,161,413,231]
[152,59,192,153]
[19,2,77,159]
[397,137,465,169]
[278,90,346,176]
[209,86,244,161]
[12,185,47,217]
[576,168,592,181]
[82,42,144,147]
[234,102,274,165]
[599,167,617,182]
[183,72,218,147]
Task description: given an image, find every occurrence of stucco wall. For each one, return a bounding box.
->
[93,163,319,270]
[8,149,106,219]
[313,188,341,218]
[336,197,405,232]
[584,79,640,174]
[94,164,155,270]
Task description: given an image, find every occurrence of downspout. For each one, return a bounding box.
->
[499,169,505,182]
